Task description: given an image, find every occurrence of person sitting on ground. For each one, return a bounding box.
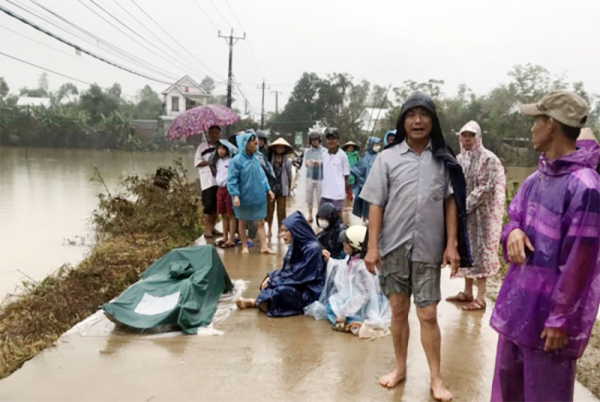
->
[343,141,360,210]
[306,225,390,335]
[351,136,382,223]
[266,138,293,239]
[210,139,238,248]
[316,202,347,259]
[236,211,326,317]
[227,132,275,255]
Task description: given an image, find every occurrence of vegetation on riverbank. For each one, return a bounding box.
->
[0,161,203,379]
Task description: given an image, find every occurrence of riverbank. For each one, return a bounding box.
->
[0,163,203,379]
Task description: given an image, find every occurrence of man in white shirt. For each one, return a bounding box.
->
[194,125,221,238]
[320,130,350,217]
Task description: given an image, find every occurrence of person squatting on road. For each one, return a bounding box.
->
[305,225,390,335]
[446,120,506,311]
[227,132,275,255]
[236,211,326,317]
[489,90,600,402]
[359,92,471,402]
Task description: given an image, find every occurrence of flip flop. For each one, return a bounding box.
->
[446,291,474,303]
[462,300,486,311]
[212,229,223,236]
[204,233,214,239]
[214,239,225,247]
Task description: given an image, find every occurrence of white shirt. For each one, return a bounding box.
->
[215,157,230,187]
[321,148,350,200]
[194,142,217,191]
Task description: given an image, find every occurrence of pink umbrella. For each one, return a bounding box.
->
[167,104,240,140]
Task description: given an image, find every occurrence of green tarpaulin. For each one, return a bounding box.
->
[103,245,233,334]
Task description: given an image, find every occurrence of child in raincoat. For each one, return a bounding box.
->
[343,141,360,209]
[316,202,347,259]
[305,225,390,336]
[211,139,238,248]
[227,133,275,255]
[266,138,294,239]
[351,136,382,222]
[236,211,326,317]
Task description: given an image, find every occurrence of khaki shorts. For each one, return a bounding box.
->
[305,179,322,207]
[380,244,441,308]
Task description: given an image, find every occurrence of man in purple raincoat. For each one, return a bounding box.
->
[490,91,600,402]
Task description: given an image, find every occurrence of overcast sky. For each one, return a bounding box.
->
[1,0,599,117]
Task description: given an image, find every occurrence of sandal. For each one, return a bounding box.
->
[204,233,214,239]
[462,300,486,311]
[446,291,474,303]
[214,239,225,247]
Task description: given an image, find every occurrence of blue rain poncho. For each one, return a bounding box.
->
[304,254,390,329]
[255,211,326,317]
[351,136,382,219]
[227,133,271,221]
[383,129,397,147]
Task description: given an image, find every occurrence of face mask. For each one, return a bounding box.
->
[317,218,330,230]
[372,144,381,152]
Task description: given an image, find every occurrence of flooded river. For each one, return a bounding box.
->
[0,146,535,300]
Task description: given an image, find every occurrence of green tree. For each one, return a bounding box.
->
[133,85,162,119]
[79,84,122,124]
[37,73,49,94]
[200,76,215,94]
[53,83,79,104]
[0,77,8,99]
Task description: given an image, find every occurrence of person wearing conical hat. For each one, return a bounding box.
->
[266,138,294,238]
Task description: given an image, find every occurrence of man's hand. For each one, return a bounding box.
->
[233,196,240,208]
[541,327,568,352]
[365,247,380,275]
[507,229,534,264]
[443,244,460,276]
[268,191,275,202]
[322,249,331,263]
[260,277,270,290]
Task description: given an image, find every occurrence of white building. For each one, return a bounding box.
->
[357,107,390,133]
[160,75,210,130]
[16,97,51,108]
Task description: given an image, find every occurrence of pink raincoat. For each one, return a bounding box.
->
[455,121,506,278]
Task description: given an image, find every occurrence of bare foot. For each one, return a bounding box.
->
[241,246,249,254]
[261,247,276,255]
[235,298,255,309]
[379,367,406,388]
[431,377,452,402]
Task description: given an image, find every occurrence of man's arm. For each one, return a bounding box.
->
[443,195,460,274]
[365,204,383,274]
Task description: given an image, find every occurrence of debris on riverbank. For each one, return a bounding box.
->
[0,161,203,379]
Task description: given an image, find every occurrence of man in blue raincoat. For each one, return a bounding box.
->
[227,132,275,255]
[351,136,382,222]
[383,129,396,147]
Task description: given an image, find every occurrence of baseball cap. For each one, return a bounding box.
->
[520,90,588,128]
[325,130,339,138]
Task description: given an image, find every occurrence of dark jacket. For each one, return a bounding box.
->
[390,92,472,267]
[316,203,347,259]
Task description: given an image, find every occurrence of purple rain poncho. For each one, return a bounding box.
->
[490,141,600,360]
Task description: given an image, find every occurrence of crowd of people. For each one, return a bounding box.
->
[195,89,600,402]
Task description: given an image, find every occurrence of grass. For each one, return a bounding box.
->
[0,161,203,379]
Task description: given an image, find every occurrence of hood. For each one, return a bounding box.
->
[392,92,446,152]
[217,139,238,157]
[383,130,397,147]
[366,136,382,153]
[283,211,319,259]
[458,120,483,154]
[235,133,255,158]
[316,202,341,226]
[539,142,600,176]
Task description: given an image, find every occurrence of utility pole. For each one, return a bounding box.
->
[271,90,282,114]
[218,29,245,135]
[257,80,270,129]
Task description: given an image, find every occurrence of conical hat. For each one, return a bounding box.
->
[342,141,359,151]
[269,138,294,154]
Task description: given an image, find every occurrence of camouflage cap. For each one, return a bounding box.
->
[520,90,588,128]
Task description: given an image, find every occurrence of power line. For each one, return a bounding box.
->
[130,0,223,80]
[22,0,181,82]
[90,0,206,79]
[191,0,219,30]
[111,0,208,78]
[0,4,172,84]
[209,0,233,29]
[0,51,92,86]
[225,0,245,32]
